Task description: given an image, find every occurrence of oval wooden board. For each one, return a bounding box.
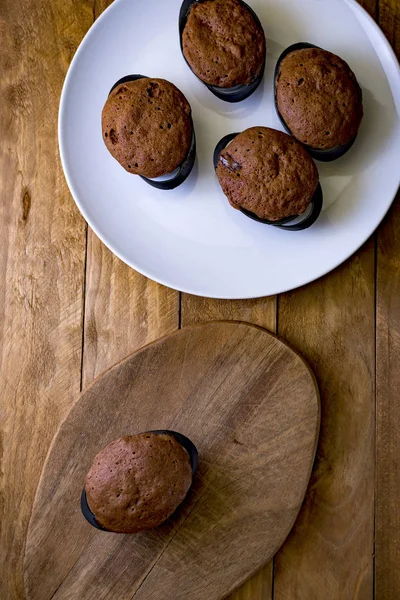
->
[24,322,319,600]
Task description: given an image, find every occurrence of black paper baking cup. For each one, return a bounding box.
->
[81,430,198,532]
[214,132,323,230]
[179,0,265,103]
[274,43,358,162]
[108,75,196,190]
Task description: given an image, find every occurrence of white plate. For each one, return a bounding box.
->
[59,0,400,299]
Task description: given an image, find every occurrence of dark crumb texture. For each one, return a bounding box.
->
[182,0,266,87]
[276,48,363,149]
[102,78,192,178]
[216,127,319,221]
[85,433,193,533]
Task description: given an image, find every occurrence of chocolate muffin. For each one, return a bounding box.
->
[102,78,192,179]
[84,433,194,533]
[215,127,319,221]
[276,47,363,150]
[182,0,266,88]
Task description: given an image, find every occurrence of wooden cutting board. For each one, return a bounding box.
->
[24,322,319,600]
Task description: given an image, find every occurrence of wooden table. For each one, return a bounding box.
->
[0,1,399,598]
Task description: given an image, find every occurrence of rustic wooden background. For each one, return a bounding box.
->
[0,0,399,598]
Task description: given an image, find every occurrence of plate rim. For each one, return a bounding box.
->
[59,0,400,300]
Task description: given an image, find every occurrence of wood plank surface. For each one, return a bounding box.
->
[0,1,93,598]
[181,295,276,600]
[360,0,379,18]
[379,0,400,57]
[274,241,376,600]
[376,2,400,598]
[181,295,276,331]
[25,323,319,600]
[376,196,400,600]
[83,235,179,387]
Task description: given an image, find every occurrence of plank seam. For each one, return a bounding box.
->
[373,229,378,600]
[373,5,381,594]
[80,224,89,392]
[275,294,279,336]
[273,292,279,600]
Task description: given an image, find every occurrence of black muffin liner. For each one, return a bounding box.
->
[81,489,110,531]
[274,43,358,162]
[179,0,266,103]
[81,430,198,532]
[108,75,196,190]
[214,132,323,230]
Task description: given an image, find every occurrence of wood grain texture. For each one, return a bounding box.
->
[225,567,273,600]
[83,234,179,386]
[380,0,400,56]
[93,0,115,19]
[376,2,400,597]
[181,295,276,332]
[182,295,276,600]
[25,322,319,600]
[274,242,375,600]
[376,196,400,599]
[0,1,93,598]
[359,0,378,18]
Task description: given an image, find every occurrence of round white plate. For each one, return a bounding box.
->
[59,0,400,299]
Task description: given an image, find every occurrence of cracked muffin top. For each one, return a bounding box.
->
[85,433,193,533]
[102,78,192,179]
[276,47,363,149]
[216,127,319,221]
[182,0,266,87]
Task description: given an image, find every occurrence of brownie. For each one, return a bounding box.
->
[182,0,266,87]
[276,48,363,149]
[85,433,193,533]
[102,78,192,178]
[216,127,319,221]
